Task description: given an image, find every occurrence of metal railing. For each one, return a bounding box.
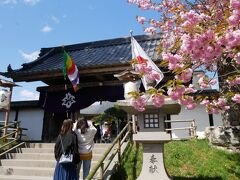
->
[0,121,22,151]
[86,121,132,180]
[164,119,197,140]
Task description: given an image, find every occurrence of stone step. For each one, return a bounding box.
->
[21,147,109,154]
[6,153,54,160]
[0,162,100,177]
[0,166,54,176]
[0,142,115,179]
[29,143,111,149]
[0,175,52,180]
[7,152,103,161]
[1,159,56,168]
[1,159,98,168]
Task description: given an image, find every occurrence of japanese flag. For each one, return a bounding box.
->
[131,36,164,90]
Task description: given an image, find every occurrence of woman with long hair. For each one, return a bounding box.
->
[53,119,79,180]
[73,118,97,180]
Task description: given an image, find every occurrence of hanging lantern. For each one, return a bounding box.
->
[123,81,141,99]
[114,70,141,100]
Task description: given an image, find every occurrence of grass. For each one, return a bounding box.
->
[111,139,240,180]
[0,139,18,154]
[110,142,143,180]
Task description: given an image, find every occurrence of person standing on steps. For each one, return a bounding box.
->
[93,122,102,143]
[53,119,79,180]
[73,118,97,180]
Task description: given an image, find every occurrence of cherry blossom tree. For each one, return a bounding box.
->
[128,0,240,126]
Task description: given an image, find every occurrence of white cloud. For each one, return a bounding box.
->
[51,15,60,24]
[0,0,17,5]
[19,50,40,62]
[23,0,40,6]
[19,90,39,100]
[41,25,52,33]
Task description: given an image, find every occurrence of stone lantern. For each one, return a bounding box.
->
[114,69,141,133]
[115,71,181,179]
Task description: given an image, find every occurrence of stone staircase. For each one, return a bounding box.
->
[0,143,112,180]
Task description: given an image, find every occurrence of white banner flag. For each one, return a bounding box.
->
[0,90,10,110]
[131,36,164,90]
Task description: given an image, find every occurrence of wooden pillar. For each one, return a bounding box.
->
[208,114,214,126]
[118,138,121,165]
[132,114,136,134]
[131,114,137,147]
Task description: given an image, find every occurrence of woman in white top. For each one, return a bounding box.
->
[73,118,97,180]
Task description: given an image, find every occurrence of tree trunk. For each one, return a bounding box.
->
[211,62,240,150]
[222,104,240,127]
[218,62,240,127]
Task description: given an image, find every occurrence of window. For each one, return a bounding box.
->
[144,114,159,128]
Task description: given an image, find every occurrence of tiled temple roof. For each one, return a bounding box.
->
[1,34,161,82]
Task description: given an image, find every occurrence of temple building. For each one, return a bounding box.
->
[0,34,222,141]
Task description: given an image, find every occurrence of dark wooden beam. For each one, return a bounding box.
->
[11,64,131,82]
[37,80,124,92]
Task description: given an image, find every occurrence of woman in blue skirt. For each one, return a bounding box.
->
[53,119,79,180]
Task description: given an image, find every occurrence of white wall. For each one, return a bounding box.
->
[0,108,44,141]
[0,111,16,123]
[171,105,222,138]
[18,109,44,141]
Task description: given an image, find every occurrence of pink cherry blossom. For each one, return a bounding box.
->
[234,53,240,64]
[179,96,194,106]
[227,76,240,86]
[152,94,165,107]
[129,0,240,114]
[134,64,152,75]
[175,68,193,83]
[208,107,220,114]
[148,73,160,81]
[185,84,197,94]
[186,103,197,110]
[144,27,157,34]
[136,16,146,24]
[200,99,210,106]
[167,86,185,101]
[232,94,240,104]
[230,0,240,9]
[130,95,147,112]
[198,77,210,89]
[149,19,161,28]
[209,79,217,85]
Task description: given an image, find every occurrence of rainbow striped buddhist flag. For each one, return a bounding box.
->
[63,50,79,92]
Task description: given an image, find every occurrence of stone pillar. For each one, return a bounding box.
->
[138,144,170,180]
[133,131,171,180]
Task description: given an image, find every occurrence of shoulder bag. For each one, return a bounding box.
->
[59,135,73,164]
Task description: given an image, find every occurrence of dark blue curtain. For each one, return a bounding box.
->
[39,86,124,113]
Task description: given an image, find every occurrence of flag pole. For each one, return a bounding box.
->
[130,29,133,37]
[62,45,67,91]
[129,30,137,138]
[62,45,69,119]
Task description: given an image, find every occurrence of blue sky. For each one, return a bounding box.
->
[0,0,158,101]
